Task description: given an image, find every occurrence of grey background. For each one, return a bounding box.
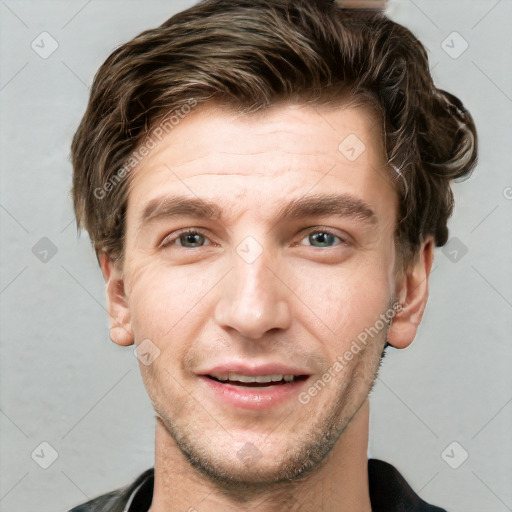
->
[0,0,511,511]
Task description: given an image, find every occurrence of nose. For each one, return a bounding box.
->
[214,247,292,340]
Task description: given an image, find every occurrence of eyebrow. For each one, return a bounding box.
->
[138,192,377,227]
[276,193,377,225]
[140,195,221,226]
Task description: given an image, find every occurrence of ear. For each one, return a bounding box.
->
[99,252,134,346]
[387,237,434,349]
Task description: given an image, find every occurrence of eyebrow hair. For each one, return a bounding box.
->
[140,195,221,226]
[138,192,377,227]
[276,193,377,224]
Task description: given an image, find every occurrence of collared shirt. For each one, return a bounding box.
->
[68,459,448,511]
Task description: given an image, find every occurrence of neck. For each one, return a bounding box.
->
[148,400,372,512]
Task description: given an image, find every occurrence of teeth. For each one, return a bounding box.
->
[229,373,256,383]
[255,375,273,383]
[211,372,296,383]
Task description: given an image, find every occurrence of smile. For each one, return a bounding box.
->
[206,372,307,387]
[199,366,310,409]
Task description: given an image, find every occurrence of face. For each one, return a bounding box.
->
[114,101,404,485]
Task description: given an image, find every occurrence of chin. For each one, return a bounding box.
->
[182,443,324,491]
[159,408,347,495]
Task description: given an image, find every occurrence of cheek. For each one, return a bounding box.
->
[125,259,221,342]
[289,256,394,348]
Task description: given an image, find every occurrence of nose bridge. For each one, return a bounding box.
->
[214,239,291,339]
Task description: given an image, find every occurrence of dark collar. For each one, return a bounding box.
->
[368,459,447,511]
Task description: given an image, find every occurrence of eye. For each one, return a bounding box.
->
[160,229,211,249]
[299,228,346,248]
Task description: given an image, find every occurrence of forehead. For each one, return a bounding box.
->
[126,101,396,224]
[137,100,384,167]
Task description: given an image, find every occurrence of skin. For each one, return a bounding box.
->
[100,101,434,511]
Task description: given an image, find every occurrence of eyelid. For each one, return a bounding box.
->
[159,225,351,249]
[296,226,350,246]
[159,227,212,248]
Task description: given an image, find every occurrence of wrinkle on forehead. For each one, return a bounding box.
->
[133,102,376,173]
[141,152,336,179]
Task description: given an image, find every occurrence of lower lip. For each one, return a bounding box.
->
[199,376,309,410]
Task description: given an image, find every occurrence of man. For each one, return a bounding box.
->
[68,0,477,510]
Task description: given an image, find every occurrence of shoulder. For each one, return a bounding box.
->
[368,459,448,512]
[67,468,154,512]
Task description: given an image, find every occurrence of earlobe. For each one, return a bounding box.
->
[99,252,134,346]
[387,238,434,349]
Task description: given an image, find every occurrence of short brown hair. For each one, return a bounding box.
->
[71,0,477,266]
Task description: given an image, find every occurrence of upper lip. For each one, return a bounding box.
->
[198,362,311,377]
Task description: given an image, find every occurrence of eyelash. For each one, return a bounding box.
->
[160,227,348,249]
[160,228,213,249]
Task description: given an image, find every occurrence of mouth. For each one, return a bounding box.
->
[205,372,309,388]
[198,366,311,409]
